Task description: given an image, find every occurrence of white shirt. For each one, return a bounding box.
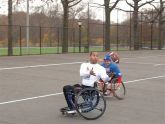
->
[80,62,110,87]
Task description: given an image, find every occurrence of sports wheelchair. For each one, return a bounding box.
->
[60,84,106,120]
[98,73,126,100]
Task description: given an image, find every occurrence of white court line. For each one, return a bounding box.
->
[122,55,165,60]
[0,75,164,105]
[122,62,165,66]
[124,75,165,84]
[0,54,164,71]
[154,64,165,66]
[0,62,83,71]
[0,93,63,105]
[122,62,155,65]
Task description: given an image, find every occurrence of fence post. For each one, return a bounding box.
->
[151,23,153,50]
[129,11,132,51]
[57,27,60,53]
[39,26,42,55]
[72,28,75,53]
[19,26,22,56]
[117,9,119,51]
[140,12,143,49]
[87,3,90,53]
[78,21,82,53]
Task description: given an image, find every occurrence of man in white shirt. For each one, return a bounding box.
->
[62,52,110,111]
[80,52,110,87]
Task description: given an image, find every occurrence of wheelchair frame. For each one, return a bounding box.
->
[60,87,106,120]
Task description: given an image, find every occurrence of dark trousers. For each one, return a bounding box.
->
[63,84,91,109]
[63,85,75,109]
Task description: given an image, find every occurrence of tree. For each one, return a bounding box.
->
[103,0,120,51]
[61,0,82,53]
[91,0,120,51]
[126,0,155,50]
[69,2,86,28]
[149,0,165,49]
[8,0,13,56]
[104,0,120,51]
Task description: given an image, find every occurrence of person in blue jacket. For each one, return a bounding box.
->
[101,54,122,95]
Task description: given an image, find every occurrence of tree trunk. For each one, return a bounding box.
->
[62,3,69,53]
[158,1,163,50]
[133,4,139,50]
[8,0,13,56]
[104,0,110,51]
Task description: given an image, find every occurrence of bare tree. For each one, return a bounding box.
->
[8,0,13,56]
[69,3,86,28]
[103,0,120,51]
[126,0,155,50]
[95,0,121,51]
[149,0,165,49]
[61,0,82,53]
[92,0,120,51]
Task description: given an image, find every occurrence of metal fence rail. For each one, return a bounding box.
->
[0,15,165,56]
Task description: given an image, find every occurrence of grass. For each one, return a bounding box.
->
[0,46,130,56]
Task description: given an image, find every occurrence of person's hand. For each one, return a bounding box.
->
[90,68,96,76]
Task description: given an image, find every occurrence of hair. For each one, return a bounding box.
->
[90,51,97,56]
[90,51,93,56]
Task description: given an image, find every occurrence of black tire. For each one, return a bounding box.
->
[75,88,106,120]
[115,82,126,100]
[111,78,126,100]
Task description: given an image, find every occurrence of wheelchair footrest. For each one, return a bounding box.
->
[60,107,77,114]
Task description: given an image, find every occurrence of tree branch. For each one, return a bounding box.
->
[110,0,120,11]
[162,1,165,4]
[68,0,82,8]
[149,3,160,12]
[115,7,134,12]
[125,0,134,8]
[138,0,155,8]
[68,0,78,4]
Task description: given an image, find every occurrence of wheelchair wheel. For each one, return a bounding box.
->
[111,78,126,100]
[75,87,106,120]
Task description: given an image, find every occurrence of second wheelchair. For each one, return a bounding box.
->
[98,73,126,100]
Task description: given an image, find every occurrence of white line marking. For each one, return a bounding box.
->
[124,75,165,84]
[122,55,165,60]
[0,54,164,70]
[0,62,83,71]
[122,62,155,65]
[0,93,63,105]
[154,64,165,66]
[0,75,164,105]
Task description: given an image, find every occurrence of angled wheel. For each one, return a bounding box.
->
[75,87,106,120]
[111,78,126,100]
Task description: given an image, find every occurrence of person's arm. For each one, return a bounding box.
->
[99,66,110,82]
[80,63,90,78]
[111,64,122,83]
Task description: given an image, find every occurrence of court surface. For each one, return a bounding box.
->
[0,50,165,124]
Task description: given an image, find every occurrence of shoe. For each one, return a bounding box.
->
[67,108,77,114]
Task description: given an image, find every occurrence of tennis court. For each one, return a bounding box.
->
[0,50,164,124]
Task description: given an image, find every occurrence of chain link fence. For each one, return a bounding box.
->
[0,10,165,56]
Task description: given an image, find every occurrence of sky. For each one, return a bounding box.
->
[0,0,160,23]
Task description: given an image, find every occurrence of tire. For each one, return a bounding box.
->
[75,88,106,120]
[111,78,126,100]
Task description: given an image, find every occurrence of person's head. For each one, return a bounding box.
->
[104,54,111,65]
[89,52,98,64]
